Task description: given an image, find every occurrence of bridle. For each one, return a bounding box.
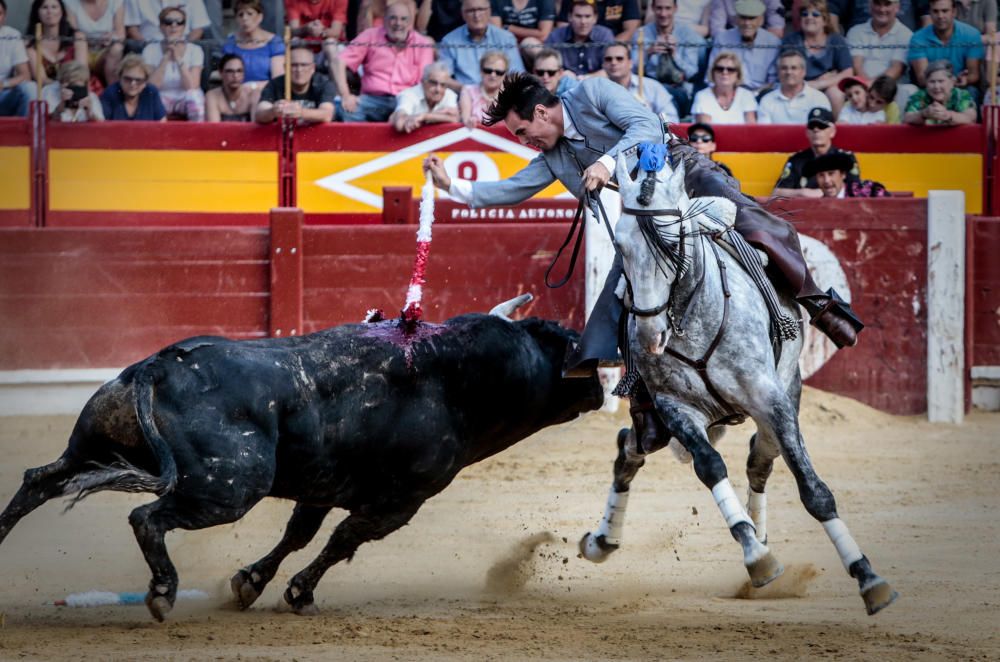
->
[620,203,744,426]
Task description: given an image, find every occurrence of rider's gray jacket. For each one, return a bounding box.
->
[460,77,666,207]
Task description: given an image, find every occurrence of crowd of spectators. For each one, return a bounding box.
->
[0,0,996,128]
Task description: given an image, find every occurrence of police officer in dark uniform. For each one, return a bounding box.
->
[773,107,860,198]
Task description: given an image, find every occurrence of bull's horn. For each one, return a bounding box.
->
[489,293,534,320]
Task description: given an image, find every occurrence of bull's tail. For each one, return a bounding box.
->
[60,365,179,509]
[133,364,179,496]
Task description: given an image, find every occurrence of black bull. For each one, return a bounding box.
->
[0,306,603,621]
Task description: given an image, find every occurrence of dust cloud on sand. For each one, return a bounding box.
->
[0,388,998,660]
[483,531,556,594]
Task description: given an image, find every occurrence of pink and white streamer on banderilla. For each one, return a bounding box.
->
[401,171,436,326]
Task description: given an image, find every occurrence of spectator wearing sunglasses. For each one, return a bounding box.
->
[531,47,578,94]
[692,51,759,122]
[758,49,830,123]
[125,0,211,43]
[600,42,678,121]
[686,122,732,176]
[460,50,509,127]
[141,6,204,121]
[780,0,854,117]
[206,53,255,121]
[100,53,166,120]
[705,0,780,92]
[439,0,525,91]
[544,0,615,75]
[392,61,459,132]
[773,106,860,198]
[708,0,784,37]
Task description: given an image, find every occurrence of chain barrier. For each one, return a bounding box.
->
[0,32,988,51]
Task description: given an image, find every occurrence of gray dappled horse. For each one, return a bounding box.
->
[579,153,898,616]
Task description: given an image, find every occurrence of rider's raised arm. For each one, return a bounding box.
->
[584,78,665,170]
[465,155,557,208]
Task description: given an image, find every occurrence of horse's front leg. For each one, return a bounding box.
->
[580,427,645,563]
[656,395,784,588]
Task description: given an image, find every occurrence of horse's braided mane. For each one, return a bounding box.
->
[636,214,690,276]
[637,170,657,207]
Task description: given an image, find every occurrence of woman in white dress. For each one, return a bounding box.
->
[63,0,124,86]
[690,51,758,124]
[141,5,204,121]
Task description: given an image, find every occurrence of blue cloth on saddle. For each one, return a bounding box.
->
[638,143,669,173]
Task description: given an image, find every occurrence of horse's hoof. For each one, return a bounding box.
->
[294,602,320,617]
[747,551,784,588]
[862,580,899,615]
[578,532,617,564]
[283,585,318,616]
[231,569,261,609]
[145,595,173,622]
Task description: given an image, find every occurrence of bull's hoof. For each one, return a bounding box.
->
[861,580,899,616]
[145,594,173,622]
[283,586,319,616]
[231,569,263,609]
[747,551,784,588]
[578,532,618,564]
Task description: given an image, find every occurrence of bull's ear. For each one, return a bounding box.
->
[614,153,634,199]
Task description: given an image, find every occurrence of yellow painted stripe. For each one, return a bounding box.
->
[299,149,982,214]
[720,152,982,214]
[49,149,279,213]
[0,147,31,210]
[297,151,567,213]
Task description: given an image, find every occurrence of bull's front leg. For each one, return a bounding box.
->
[283,502,423,615]
[232,503,333,609]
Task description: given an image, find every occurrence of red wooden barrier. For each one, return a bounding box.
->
[970,216,1000,366]
[772,198,929,414]
[269,208,304,337]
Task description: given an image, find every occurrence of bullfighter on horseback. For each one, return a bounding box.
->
[423,72,864,452]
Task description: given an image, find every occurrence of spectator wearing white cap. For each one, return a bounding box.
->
[758,49,831,123]
[705,0,780,92]
[708,0,784,37]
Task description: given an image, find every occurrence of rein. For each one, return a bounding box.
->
[545,190,617,289]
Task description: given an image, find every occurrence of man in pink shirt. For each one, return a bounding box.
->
[331,0,434,121]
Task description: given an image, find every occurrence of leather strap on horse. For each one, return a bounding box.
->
[721,229,799,342]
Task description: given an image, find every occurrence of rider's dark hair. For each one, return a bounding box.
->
[483,72,559,127]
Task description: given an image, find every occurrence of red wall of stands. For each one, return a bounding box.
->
[1,119,999,414]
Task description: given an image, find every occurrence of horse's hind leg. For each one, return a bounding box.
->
[232,504,332,609]
[580,427,646,563]
[768,408,898,615]
[0,456,77,546]
[656,397,783,588]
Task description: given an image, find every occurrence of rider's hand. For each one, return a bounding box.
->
[423,154,452,191]
[582,161,611,192]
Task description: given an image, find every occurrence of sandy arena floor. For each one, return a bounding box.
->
[0,388,997,661]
